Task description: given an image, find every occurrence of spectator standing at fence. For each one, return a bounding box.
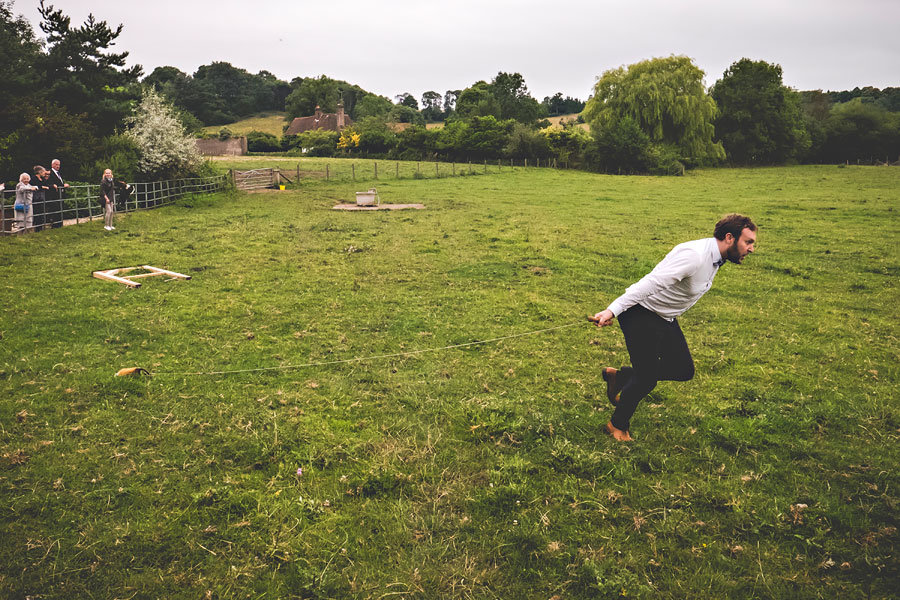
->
[31,166,51,231]
[47,159,69,228]
[100,169,118,231]
[15,172,37,232]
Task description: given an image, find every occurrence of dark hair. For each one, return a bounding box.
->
[714,214,756,241]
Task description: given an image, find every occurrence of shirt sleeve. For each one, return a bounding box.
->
[606,245,702,317]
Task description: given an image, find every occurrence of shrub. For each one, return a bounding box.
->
[355,117,397,155]
[439,116,514,160]
[287,130,340,156]
[245,130,281,152]
[541,124,590,166]
[394,125,435,159]
[125,88,203,179]
[584,116,652,173]
[646,143,685,175]
[505,123,552,160]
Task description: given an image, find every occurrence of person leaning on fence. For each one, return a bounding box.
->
[15,172,37,232]
[47,159,69,228]
[100,168,118,231]
[31,165,51,231]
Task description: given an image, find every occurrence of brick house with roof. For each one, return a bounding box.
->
[284,103,352,135]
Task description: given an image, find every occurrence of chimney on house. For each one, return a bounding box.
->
[314,105,322,124]
[337,102,345,128]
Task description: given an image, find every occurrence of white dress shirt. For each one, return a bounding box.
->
[607,237,725,321]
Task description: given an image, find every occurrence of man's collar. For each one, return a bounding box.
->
[710,238,725,267]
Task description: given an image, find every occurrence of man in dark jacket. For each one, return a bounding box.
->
[47,159,69,228]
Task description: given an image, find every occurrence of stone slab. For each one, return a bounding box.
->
[332,204,425,211]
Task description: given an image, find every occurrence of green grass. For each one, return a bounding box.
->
[203,112,290,138]
[1,165,898,598]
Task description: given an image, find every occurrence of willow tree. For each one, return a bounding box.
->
[583,55,724,164]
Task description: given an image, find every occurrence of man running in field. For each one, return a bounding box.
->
[589,214,757,441]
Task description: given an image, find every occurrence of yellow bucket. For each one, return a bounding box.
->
[279,185,285,191]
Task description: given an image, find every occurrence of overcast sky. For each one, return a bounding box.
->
[16,0,900,104]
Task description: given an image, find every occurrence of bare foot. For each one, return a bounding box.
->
[605,421,633,442]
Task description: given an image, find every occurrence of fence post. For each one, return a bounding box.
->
[352,163,355,181]
[326,164,329,181]
[452,163,456,176]
[396,162,399,178]
[374,162,378,179]
[436,162,439,177]
[297,163,301,183]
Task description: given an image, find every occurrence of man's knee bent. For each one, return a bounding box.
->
[674,363,695,382]
[627,376,658,399]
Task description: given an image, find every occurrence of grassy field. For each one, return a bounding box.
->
[1,165,898,598]
[203,112,290,138]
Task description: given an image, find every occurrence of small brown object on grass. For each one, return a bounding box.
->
[115,367,150,377]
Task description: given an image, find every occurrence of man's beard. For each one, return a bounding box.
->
[725,239,743,264]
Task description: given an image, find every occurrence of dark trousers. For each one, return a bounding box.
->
[610,305,695,431]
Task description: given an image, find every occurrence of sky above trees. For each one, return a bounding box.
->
[12,0,900,103]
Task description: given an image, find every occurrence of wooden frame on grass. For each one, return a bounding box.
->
[92,265,192,288]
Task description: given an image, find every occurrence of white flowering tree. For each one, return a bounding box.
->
[125,88,202,179]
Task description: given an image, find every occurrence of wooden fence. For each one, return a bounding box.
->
[231,168,297,191]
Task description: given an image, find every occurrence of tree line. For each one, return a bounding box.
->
[0,1,209,183]
[144,67,586,130]
[238,57,899,174]
[2,0,898,183]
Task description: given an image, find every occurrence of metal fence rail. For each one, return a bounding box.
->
[1,174,229,235]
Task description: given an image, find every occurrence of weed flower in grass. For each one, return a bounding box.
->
[296,467,303,477]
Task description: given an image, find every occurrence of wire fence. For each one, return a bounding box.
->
[290,157,564,184]
[1,174,229,236]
